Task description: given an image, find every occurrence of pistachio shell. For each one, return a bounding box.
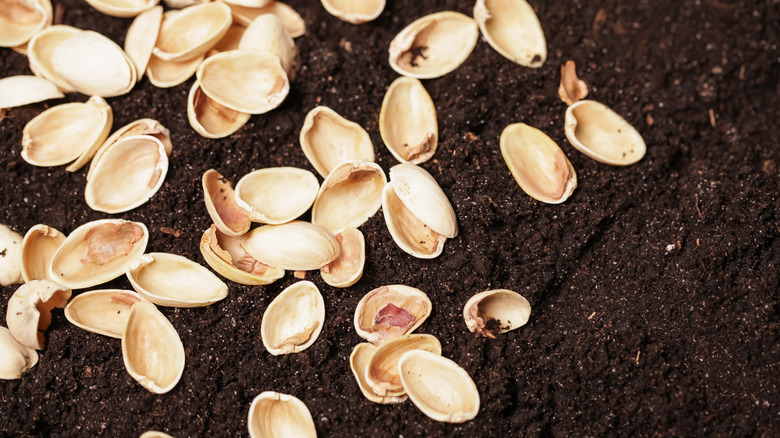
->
[311,160,386,233]
[473,0,546,68]
[6,279,71,349]
[84,0,158,17]
[299,106,375,179]
[0,224,24,286]
[243,221,339,271]
[210,24,246,54]
[248,392,316,438]
[558,60,588,106]
[320,228,364,288]
[146,53,204,88]
[221,0,271,8]
[463,289,531,338]
[260,281,325,355]
[238,14,297,78]
[88,118,172,180]
[0,75,63,109]
[379,77,438,164]
[0,0,52,47]
[0,326,38,380]
[235,167,319,224]
[124,6,163,80]
[365,333,441,396]
[226,1,305,38]
[349,343,407,404]
[354,285,431,344]
[321,0,385,24]
[564,100,647,166]
[202,169,251,236]
[27,25,81,93]
[127,252,228,307]
[199,225,284,286]
[153,3,232,62]
[188,79,252,139]
[64,289,142,338]
[139,432,174,438]
[20,224,66,283]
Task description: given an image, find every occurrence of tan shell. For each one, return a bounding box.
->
[211,24,246,54]
[88,118,172,180]
[0,0,52,48]
[388,11,478,79]
[382,164,458,259]
[50,219,149,289]
[558,60,588,106]
[64,289,142,338]
[84,0,158,17]
[473,0,546,68]
[500,123,577,204]
[399,350,480,423]
[196,49,290,114]
[0,224,24,286]
[238,14,297,78]
[226,1,305,38]
[21,96,113,171]
[311,160,385,233]
[202,169,251,236]
[124,6,163,80]
[243,221,339,271]
[235,167,319,224]
[247,391,316,438]
[122,301,185,394]
[0,75,63,109]
[153,3,232,62]
[85,135,168,213]
[127,253,228,308]
[139,432,174,438]
[463,289,531,338]
[0,326,38,379]
[299,106,375,179]
[20,224,66,282]
[349,343,407,404]
[365,333,441,396]
[379,77,438,164]
[188,80,251,139]
[260,281,325,355]
[27,25,81,93]
[146,53,204,88]
[199,225,284,286]
[6,279,71,349]
[321,0,385,24]
[564,100,647,166]
[354,285,431,345]
[221,0,271,8]
[320,228,364,288]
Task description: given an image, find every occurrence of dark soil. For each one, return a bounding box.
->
[1,0,779,436]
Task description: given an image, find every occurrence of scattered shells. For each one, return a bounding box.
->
[153,3,232,62]
[354,285,431,344]
[299,106,375,178]
[365,333,441,396]
[188,80,251,138]
[558,60,588,106]
[321,0,385,24]
[199,225,284,285]
[473,0,547,68]
[463,289,531,338]
[260,281,325,355]
[64,289,142,338]
[0,326,38,380]
[500,123,577,204]
[227,1,305,38]
[20,224,66,282]
[0,224,24,286]
[146,53,205,88]
[311,160,386,233]
[84,0,158,17]
[6,279,71,349]
[320,228,364,288]
[243,221,339,271]
[122,301,185,394]
[247,391,316,438]
[564,100,647,166]
[388,11,478,79]
[239,14,297,78]
[0,0,52,48]
[349,343,407,404]
[235,167,318,224]
[202,169,251,236]
[127,253,228,307]
[124,6,163,81]
[0,75,63,109]
[379,77,438,164]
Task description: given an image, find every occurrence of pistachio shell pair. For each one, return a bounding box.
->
[127,253,228,307]
[354,285,431,345]
[0,224,24,286]
[64,289,142,338]
[0,326,38,379]
[349,343,406,404]
[6,280,71,349]
[0,75,63,110]
[200,225,284,286]
[235,168,318,224]
[248,392,316,438]
[364,333,440,397]
[20,224,66,282]
[474,0,547,68]
[564,100,647,166]
[311,160,386,233]
[379,77,438,164]
[321,0,385,24]
[463,289,531,338]
[260,281,325,355]
[299,106,375,178]
[0,0,52,48]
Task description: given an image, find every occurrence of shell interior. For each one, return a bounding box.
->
[247,392,317,438]
[565,100,647,166]
[311,160,386,233]
[365,333,441,396]
[235,167,318,224]
[64,289,142,338]
[349,343,407,404]
[321,0,385,24]
[227,2,305,37]
[202,169,251,236]
[153,2,232,61]
[299,106,375,178]
[20,224,65,283]
[474,0,546,68]
[146,53,204,88]
[199,225,284,286]
[379,77,438,164]
[127,252,228,307]
[464,289,531,338]
[354,285,431,344]
[188,80,251,139]
[260,281,325,355]
[320,227,364,288]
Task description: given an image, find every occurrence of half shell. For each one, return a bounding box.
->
[321,0,385,24]
[320,228,364,288]
[146,53,204,88]
[311,160,386,233]
[88,118,172,181]
[27,25,81,93]
[122,301,185,394]
[226,1,305,38]
[84,0,158,18]
[199,225,284,286]
[124,5,163,80]
[260,281,325,355]
[248,392,316,438]
[64,289,142,338]
[127,253,228,307]
[202,169,251,236]
[0,224,24,286]
[349,343,407,404]
[20,224,66,282]
[188,80,251,139]
[388,11,478,79]
[50,219,149,289]
[500,123,577,204]
[235,167,319,224]
[379,77,438,164]
[474,0,546,68]
[0,0,52,48]
[6,279,71,349]
[0,326,38,380]
[299,106,375,178]
[354,285,431,344]
[243,221,339,271]
[463,289,531,338]
[399,350,480,423]
[0,75,63,109]
[365,333,441,396]
[153,3,232,61]
[564,100,647,166]
[238,14,297,78]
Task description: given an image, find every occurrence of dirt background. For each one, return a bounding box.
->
[1,0,778,436]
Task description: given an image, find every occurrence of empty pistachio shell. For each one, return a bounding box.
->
[349,343,407,404]
[399,350,480,423]
[248,391,316,438]
[558,60,588,106]
[127,253,228,308]
[153,3,232,62]
[500,123,577,204]
[6,279,71,349]
[84,0,158,17]
[88,118,172,181]
[0,75,63,109]
[222,0,271,8]
[0,0,51,48]
[321,0,385,24]
[64,289,142,338]
[202,169,251,236]
[27,25,81,93]
[320,228,364,288]
[243,221,339,271]
[354,285,431,345]
[139,432,174,438]
[211,24,246,54]
[20,224,66,283]
[365,333,441,396]
[474,0,546,68]
[388,11,478,79]
[50,219,149,289]
[199,225,284,286]
[239,14,297,78]
[0,326,38,379]
[379,77,438,164]
[226,1,305,38]
[188,80,251,139]
[122,301,185,394]
[299,106,375,179]
[311,160,386,233]
[260,281,325,355]
[146,53,204,88]
[235,167,319,224]
[564,100,647,166]
[124,6,163,81]
[0,224,24,286]
[463,289,530,338]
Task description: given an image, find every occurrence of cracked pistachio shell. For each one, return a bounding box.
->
[463,289,531,338]
[226,1,305,38]
[0,0,52,47]
[354,285,431,345]
[564,100,646,166]
[388,11,478,79]
[320,228,364,288]
[0,75,63,109]
[260,281,324,355]
[365,333,441,397]
[321,0,385,24]
[188,80,251,139]
[84,0,158,17]
[199,225,284,286]
[88,118,172,180]
[153,3,232,62]
[127,253,228,308]
[299,106,375,179]
[202,169,251,236]
[21,224,66,283]
[474,0,546,68]
[146,53,204,88]
[0,326,38,379]
[235,167,319,224]
[0,224,24,286]
[500,123,577,204]
[122,301,185,394]
[311,160,385,233]
[64,289,142,338]
[239,14,297,78]
[399,350,480,423]
[248,391,316,438]
[349,343,407,404]
[50,219,149,289]
[243,221,339,271]
[27,25,81,93]
[6,279,71,349]
[139,432,174,438]
[379,77,438,164]
[124,6,163,80]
